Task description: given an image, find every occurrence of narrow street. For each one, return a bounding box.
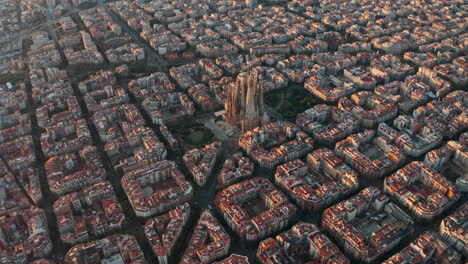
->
[96,0,166,70]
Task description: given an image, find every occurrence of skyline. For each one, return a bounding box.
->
[0,0,466,263]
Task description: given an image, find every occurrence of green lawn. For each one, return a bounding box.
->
[170,120,214,149]
[265,86,322,122]
[184,125,213,146]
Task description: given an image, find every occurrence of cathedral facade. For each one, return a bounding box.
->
[225,69,270,132]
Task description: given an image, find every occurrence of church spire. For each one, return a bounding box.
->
[225,67,269,132]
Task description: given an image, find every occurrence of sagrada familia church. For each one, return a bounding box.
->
[225,68,270,132]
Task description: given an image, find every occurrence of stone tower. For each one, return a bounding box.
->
[225,68,269,132]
